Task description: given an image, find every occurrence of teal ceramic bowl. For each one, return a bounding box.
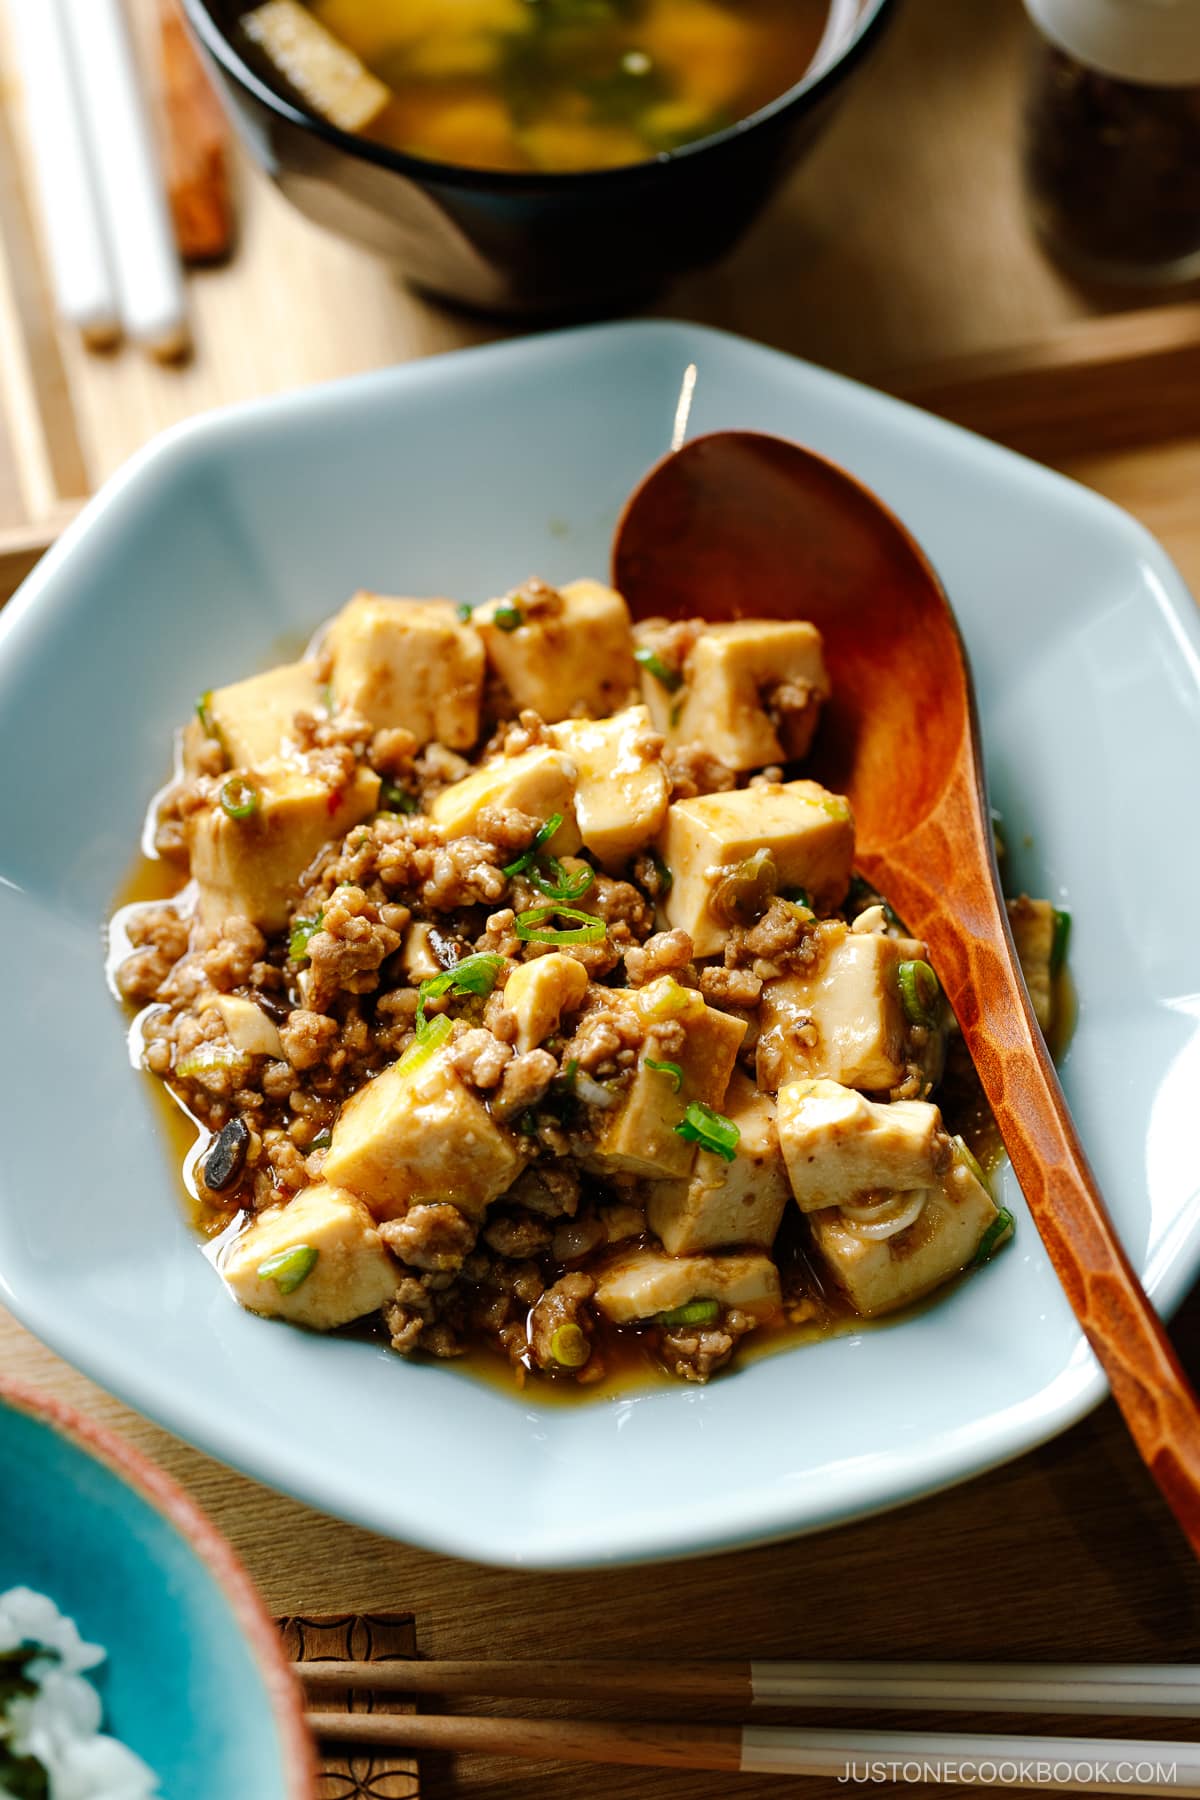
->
[0,1379,315,1799]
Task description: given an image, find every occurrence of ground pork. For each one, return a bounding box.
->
[114,905,190,1004]
[657,1307,758,1383]
[507,1162,580,1218]
[563,1000,645,1074]
[527,1272,599,1378]
[203,918,266,992]
[494,1049,558,1117]
[699,965,763,1007]
[622,928,693,987]
[665,744,737,800]
[633,616,702,683]
[384,1277,437,1353]
[449,1027,513,1090]
[279,1008,340,1072]
[292,706,374,757]
[483,1208,553,1259]
[382,1204,477,1273]
[725,898,822,971]
[300,884,404,1011]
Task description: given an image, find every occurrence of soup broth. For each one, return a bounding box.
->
[241,0,833,173]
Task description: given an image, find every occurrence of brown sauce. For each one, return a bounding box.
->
[113,839,1022,1404]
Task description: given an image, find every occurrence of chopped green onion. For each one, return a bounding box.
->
[517,1109,539,1137]
[256,1244,318,1294]
[380,781,417,814]
[456,601,473,622]
[175,1043,248,1079]
[555,1057,580,1094]
[634,645,683,693]
[527,857,594,903]
[782,887,812,910]
[309,1129,332,1151]
[668,698,684,729]
[416,952,505,1029]
[674,1101,740,1163]
[494,602,523,632]
[549,1323,590,1367]
[654,1298,720,1327]
[289,913,323,962]
[638,976,692,1020]
[397,1011,453,1077]
[897,959,940,1028]
[952,1133,988,1188]
[644,1056,683,1093]
[514,905,606,946]
[196,691,217,736]
[820,795,851,821]
[651,854,673,895]
[503,812,564,877]
[219,775,260,822]
[1051,907,1071,974]
[973,1207,1014,1267]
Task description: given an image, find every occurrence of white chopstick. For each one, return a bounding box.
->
[748,1659,1200,1717]
[58,0,190,360]
[738,1725,1200,1790]
[8,0,119,347]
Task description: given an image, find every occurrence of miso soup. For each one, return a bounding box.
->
[240,0,835,174]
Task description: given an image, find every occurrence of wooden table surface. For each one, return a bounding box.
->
[3,2,1200,1796]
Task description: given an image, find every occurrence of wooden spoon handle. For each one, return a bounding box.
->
[884,779,1200,1553]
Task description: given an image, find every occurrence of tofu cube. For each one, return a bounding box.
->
[645,1073,790,1254]
[547,706,669,871]
[594,1248,782,1324]
[474,579,636,721]
[323,1045,525,1222]
[586,979,746,1178]
[503,952,589,1053]
[327,593,484,747]
[242,1,392,132]
[638,620,830,770]
[756,927,928,1094]
[430,744,580,851]
[189,760,379,932]
[808,1156,999,1317]
[221,1184,399,1330]
[184,660,324,775]
[1007,895,1057,1032]
[660,781,855,957]
[777,1080,951,1211]
[215,994,284,1060]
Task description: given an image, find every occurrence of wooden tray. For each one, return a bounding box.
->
[2,5,1200,1800]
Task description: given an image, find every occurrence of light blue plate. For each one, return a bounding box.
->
[0,321,1197,1569]
[0,1382,314,1796]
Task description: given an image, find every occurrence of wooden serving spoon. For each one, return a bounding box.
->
[613,428,1200,1553]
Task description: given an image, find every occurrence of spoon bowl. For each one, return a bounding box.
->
[614,428,1200,1554]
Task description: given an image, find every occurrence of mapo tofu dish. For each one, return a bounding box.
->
[112,578,1057,1389]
